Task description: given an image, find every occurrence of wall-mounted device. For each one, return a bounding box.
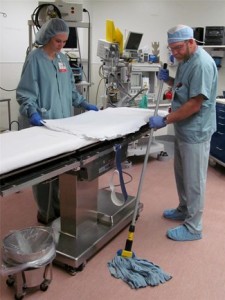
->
[38,0,83,23]
[204,26,225,45]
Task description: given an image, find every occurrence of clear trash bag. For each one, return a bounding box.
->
[0,226,56,276]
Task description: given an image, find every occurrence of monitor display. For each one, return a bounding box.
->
[64,27,78,49]
[124,32,143,51]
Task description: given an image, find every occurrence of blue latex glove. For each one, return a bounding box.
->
[158,68,169,82]
[29,112,44,126]
[86,104,99,111]
[82,102,99,111]
[149,116,167,129]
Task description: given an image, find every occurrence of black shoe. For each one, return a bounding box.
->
[37,212,57,225]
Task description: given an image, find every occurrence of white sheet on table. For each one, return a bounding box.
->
[0,107,166,175]
[0,127,96,175]
[43,107,166,140]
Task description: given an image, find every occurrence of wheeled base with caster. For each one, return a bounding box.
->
[6,263,52,300]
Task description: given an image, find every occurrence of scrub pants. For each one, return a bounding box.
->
[174,138,210,233]
[18,115,60,221]
[32,178,60,221]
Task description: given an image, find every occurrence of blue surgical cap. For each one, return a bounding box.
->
[35,18,69,45]
[167,25,193,44]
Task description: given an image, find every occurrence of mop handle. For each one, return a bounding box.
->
[131,63,167,226]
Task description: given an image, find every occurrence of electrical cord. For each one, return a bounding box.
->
[31,4,61,30]
[82,8,91,94]
[98,64,107,79]
[0,86,16,92]
[127,87,148,104]
[95,77,105,105]
[101,170,133,190]
[109,73,133,98]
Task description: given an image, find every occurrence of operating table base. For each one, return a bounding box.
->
[52,190,143,274]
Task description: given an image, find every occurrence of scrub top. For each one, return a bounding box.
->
[171,47,218,143]
[16,47,86,119]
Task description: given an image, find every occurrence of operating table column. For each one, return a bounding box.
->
[59,172,99,237]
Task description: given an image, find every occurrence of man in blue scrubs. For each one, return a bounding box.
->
[17,18,98,224]
[149,25,218,241]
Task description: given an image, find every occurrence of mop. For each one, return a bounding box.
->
[108,64,172,289]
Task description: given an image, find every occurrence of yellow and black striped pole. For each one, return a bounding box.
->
[117,63,167,259]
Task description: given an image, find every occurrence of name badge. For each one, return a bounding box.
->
[58,62,67,72]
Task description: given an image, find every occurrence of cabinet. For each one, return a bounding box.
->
[210,99,225,167]
[127,63,165,157]
[203,46,225,68]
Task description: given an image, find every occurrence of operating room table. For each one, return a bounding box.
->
[0,107,166,274]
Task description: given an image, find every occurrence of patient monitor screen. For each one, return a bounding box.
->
[124,32,143,51]
[64,27,78,49]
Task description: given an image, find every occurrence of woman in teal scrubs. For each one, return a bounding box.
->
[17,18,98,224]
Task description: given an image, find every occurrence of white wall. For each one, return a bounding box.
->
[0,0,225,130]
[88,0,225,106]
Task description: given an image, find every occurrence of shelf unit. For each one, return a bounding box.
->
[203,45,225,68]
[210,99,225,167]
[130,63,161,102]
[203,45,225,48]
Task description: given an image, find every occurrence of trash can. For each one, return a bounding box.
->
[1,226,56,300]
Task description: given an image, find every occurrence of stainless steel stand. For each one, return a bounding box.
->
[52,173,142,274]
[6,263,53,300]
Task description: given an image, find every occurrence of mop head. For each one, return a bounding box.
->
[108,254,172,289]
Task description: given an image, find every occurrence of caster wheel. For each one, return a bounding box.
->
[76,263,86,272]
[6,277,15,287]
[15,294,24,300]
[209,157,216,167]
[65,265,77,276]
[40,282,49,292]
